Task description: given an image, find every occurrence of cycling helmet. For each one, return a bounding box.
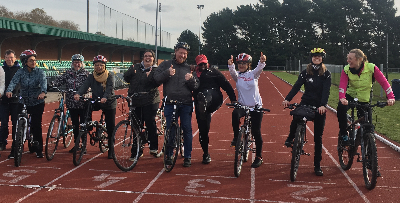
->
[236,53,252,64]
[20,49,37,66]
[174,42,190,51]
[93,55,107,65]
[71,54,84,62]
[310,48,326,59]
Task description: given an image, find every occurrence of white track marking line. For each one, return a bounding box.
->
[133,168,165,203]
[269,73,370,203]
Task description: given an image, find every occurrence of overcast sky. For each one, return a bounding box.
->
[4,0,400,48]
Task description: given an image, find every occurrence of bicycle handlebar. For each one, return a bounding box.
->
[226,103,270,112]
[348,101,387,109]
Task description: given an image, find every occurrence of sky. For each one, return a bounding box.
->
[3,0,400,48]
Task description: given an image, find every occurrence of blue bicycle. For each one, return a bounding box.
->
[45,87,74,160]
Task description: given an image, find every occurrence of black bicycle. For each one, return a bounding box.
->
[163,99,185,172]
[13,96,46,167]
[285,103,318,182]
[227,103,270,177]
[337,99,386,190]
[73,97,109,166]
[45,87,74,160]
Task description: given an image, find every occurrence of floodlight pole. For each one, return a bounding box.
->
[197,5,204,55]
[87,0,89,32]
[155,0,159,64]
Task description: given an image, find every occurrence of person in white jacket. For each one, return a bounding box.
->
[228,52,267,168]
[0,67,4,97]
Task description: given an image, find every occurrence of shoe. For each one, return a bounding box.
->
[314,167,324,176]
[377,170,381,177]
[183,158,191,167]
[36,151,44,158]
[284,137,294,148]
[69,146,75,153]
[251,157,263,168]
[150,149,163,158]
[8,154,14,159]
[341,135,350,146]
[202,154,211,164]
[230,138,237,147]
[197,92,207,115]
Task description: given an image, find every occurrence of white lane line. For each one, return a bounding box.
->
[269,179,337,185]
[250,152,256,203]
[176,173,235,179]
[133,168,165,203]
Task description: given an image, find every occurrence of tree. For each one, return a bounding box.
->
[177,29,199,65]
[0,5,14,18]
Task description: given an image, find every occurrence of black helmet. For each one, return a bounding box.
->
[174,42,190,51]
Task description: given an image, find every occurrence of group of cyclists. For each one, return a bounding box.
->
[0,43,395,175]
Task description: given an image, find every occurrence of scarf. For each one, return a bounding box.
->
[312,64,321,70]
[93,69,109,90]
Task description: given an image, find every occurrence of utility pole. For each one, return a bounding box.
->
[197,5,204,55]
[87,0,89,32]
[155,0,159,64]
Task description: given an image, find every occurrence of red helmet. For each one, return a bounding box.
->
[20,49,37,66]
[236,53,252,63]
[93,55,107,65]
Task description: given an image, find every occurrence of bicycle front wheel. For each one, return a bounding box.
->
[234,127,245,177]
[14,120,26,167]
[163,124,180,172]
[362,132,378,190]
[156,109,165,136]
[45,115,61,161]
[98,127,109,153]
[73,131,87,166]
[337,132,354,170]
[113,120,140,172]
[63,113,74,148]
[290,124,305,182]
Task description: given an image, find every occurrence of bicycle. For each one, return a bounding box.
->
[163,99,186,172]
[226,103,270,177]
[13,96,46,167]
[337,99,386,190]
[45,87,74,160]
[73,97,109,166]
[112,94,154,171]
[156,102,166,137]
[285,103,318,182]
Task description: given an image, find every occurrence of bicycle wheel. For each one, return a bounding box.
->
[73,131,87,166]
[337,132,354,170]
[98,126,109,153]
[290,124,305,182]
[362,132,378,190]
[243,131,251,162]
[234,127,245,177]
[163,124,180,172]
[14,120,26,167]
[156,109,165,136]
[63,113,74,148]
[179,127,184,157]
[45,115,61,161]
[113,120,140,172]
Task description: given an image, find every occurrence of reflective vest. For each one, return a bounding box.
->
[344,62,375,102]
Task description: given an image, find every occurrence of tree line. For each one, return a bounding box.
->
[0,6,79,31]
[178,0,400,68]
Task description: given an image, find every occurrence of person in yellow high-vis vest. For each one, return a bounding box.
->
[337,49,395,146]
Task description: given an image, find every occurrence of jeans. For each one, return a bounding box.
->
[164,104,193,159]
[0,102,21,146]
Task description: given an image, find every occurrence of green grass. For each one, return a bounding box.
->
[272,71,400,143]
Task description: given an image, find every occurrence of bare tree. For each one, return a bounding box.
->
[0,5,14,18]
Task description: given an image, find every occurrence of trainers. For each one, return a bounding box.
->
[230,138,237,147]
[202,154,211,164]
[8,154,14,159]
[314,167,324,176]
[69,146,75,153]
[341,135,350,146]
[129,151,144,161]
[150,150,163,158]
[36,151,44,158]
[183,158,191,167]
[284,137,294,148]
[197,92,207,115]
[251,157,263,168]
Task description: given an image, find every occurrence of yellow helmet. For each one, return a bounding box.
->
[310,48,326,58]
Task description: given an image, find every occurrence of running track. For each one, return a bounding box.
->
[0,71,399,203]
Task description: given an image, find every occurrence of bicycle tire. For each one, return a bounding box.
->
[98,127,109,153]
[290,124,304,182]
[164,124,180,172]
[14,119,26,167]
[337,132,354,170]
[63,112,74,148]
[45,115,61,161]
[362,132,378,190]
[243,131,251,162]
[156,109,165,136]
[113,120,140,172]
[179,127,184,157]
[234,127,245,177]
[73,131,87,166]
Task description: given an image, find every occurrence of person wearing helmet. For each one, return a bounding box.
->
[6,49,47,158]
[123,50,163,159]
[74,55,116,159]
[337,49,395,144]
[282,48,331,176]
[154,42,199,167]
[193,54,236,164]
[52,54,89,152]
[228,52,267,168]
[0,50,21,153]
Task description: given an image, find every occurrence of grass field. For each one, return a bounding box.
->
[271,71,400,143]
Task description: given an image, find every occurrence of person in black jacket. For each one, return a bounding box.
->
[282,48,331,176]
[123,50,162,159]
[193,54,236,164]
[153,42,199,167]
[0,49,21,152]
[74,55,116,159]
